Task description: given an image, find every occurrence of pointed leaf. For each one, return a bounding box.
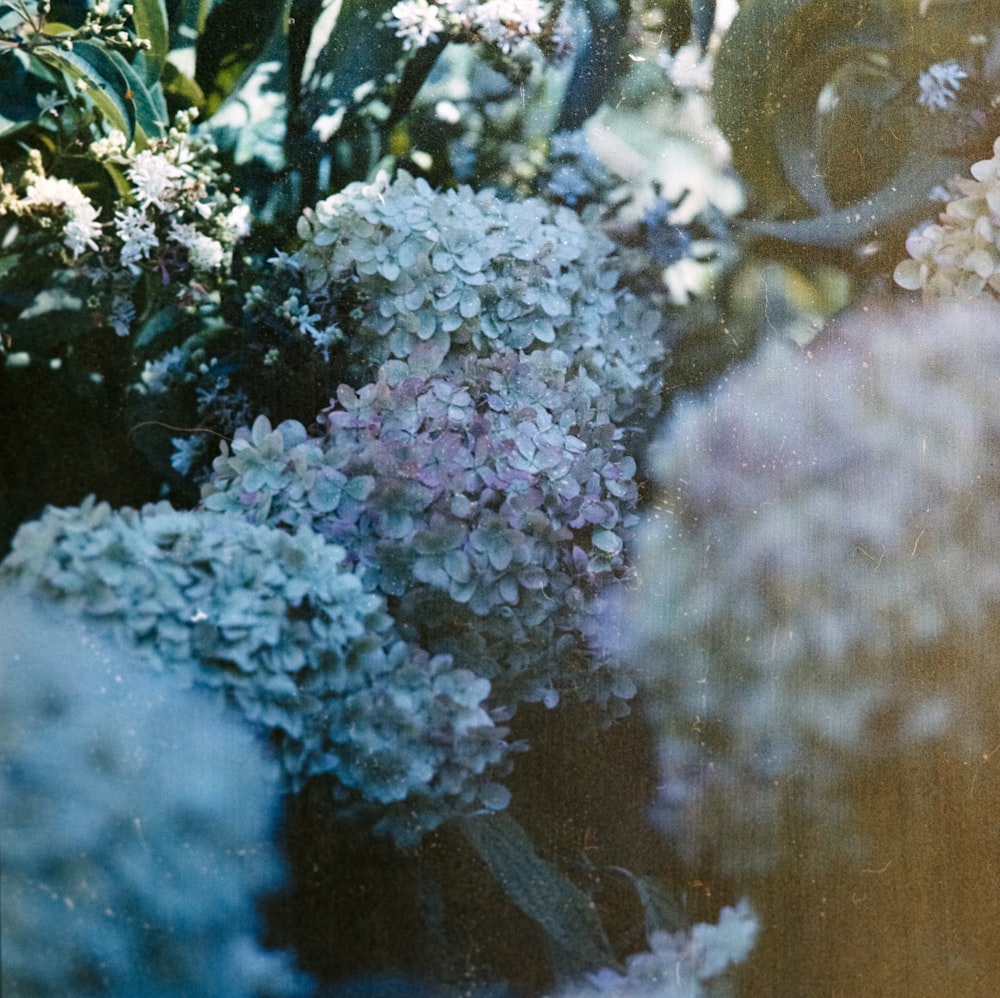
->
[130,0,169,84]
[458,812,615,977]
[33,39,136,141]
[744,152,965,248]
[104,47,168,139]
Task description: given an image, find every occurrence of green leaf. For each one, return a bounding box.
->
[610,867,686,937]
[32,39,137,141]
[713,0,899,217]
[195,0,289,116]
[104,47,168,139]
[134,305,185,349]
[458,812,615,978]
[131,0,170,85]
[743,151,965,247]
[0,50,45,139]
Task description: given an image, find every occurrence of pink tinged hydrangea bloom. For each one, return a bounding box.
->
[968,136,1000,216]
[895,133,1000,300]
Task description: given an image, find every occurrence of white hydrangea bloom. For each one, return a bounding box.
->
[895,135,1000,300]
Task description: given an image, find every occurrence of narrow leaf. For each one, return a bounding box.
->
[131,0,169,84]
[33,40,136,141]
[458,812,615,978]
[744,152,965,248]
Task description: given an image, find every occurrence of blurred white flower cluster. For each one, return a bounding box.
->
[894,135,1000,300]
[916,59,967,111]
[387,0,568,57]
[0,110,249,336]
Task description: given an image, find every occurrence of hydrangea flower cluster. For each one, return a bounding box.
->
[387,0,569,59]
[607,300,1000,872]
[0,498,510,842]
[202,350,641,716]
[542,130,617,208]
[894,135,1000,300]
[0,591,310,998]
[1,109,249,338]
[285,170,664,422]
[548,899,757,998]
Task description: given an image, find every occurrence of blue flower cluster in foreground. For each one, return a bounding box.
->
[609,300,1000,872]
[0,591,310,998]
[1,500,509,843]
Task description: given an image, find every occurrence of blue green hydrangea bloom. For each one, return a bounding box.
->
[284,170,665,423]
[0,592,310,998]
[1,499,510,843]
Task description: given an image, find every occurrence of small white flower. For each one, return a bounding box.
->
[36,91,68,117]
[435,100,462,124]
[388,0,445,50]
[22,177,102,258]
[89,129,130,161]
[472,0,547,52]
[225,202,251,240]
[62,201,102,257]
[917,59,967,111]
[128,150,185,212]
[170,222,225,271]
[115,205,159,270]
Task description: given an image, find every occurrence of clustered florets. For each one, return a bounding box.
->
[0,592,310,998]
[548,899,757,998]
[610,301,1000,872]
[202,348,641,716]
[894,135,1000,300]
[386,0,568,59]
[282,169,664,423]
[0,497,510,843]
[1,110,249,337]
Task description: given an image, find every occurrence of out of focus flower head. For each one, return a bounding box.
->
[605,300,1000,872]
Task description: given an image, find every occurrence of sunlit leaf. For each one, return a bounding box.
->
[33,39,136,141]
[131,0,169,84]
